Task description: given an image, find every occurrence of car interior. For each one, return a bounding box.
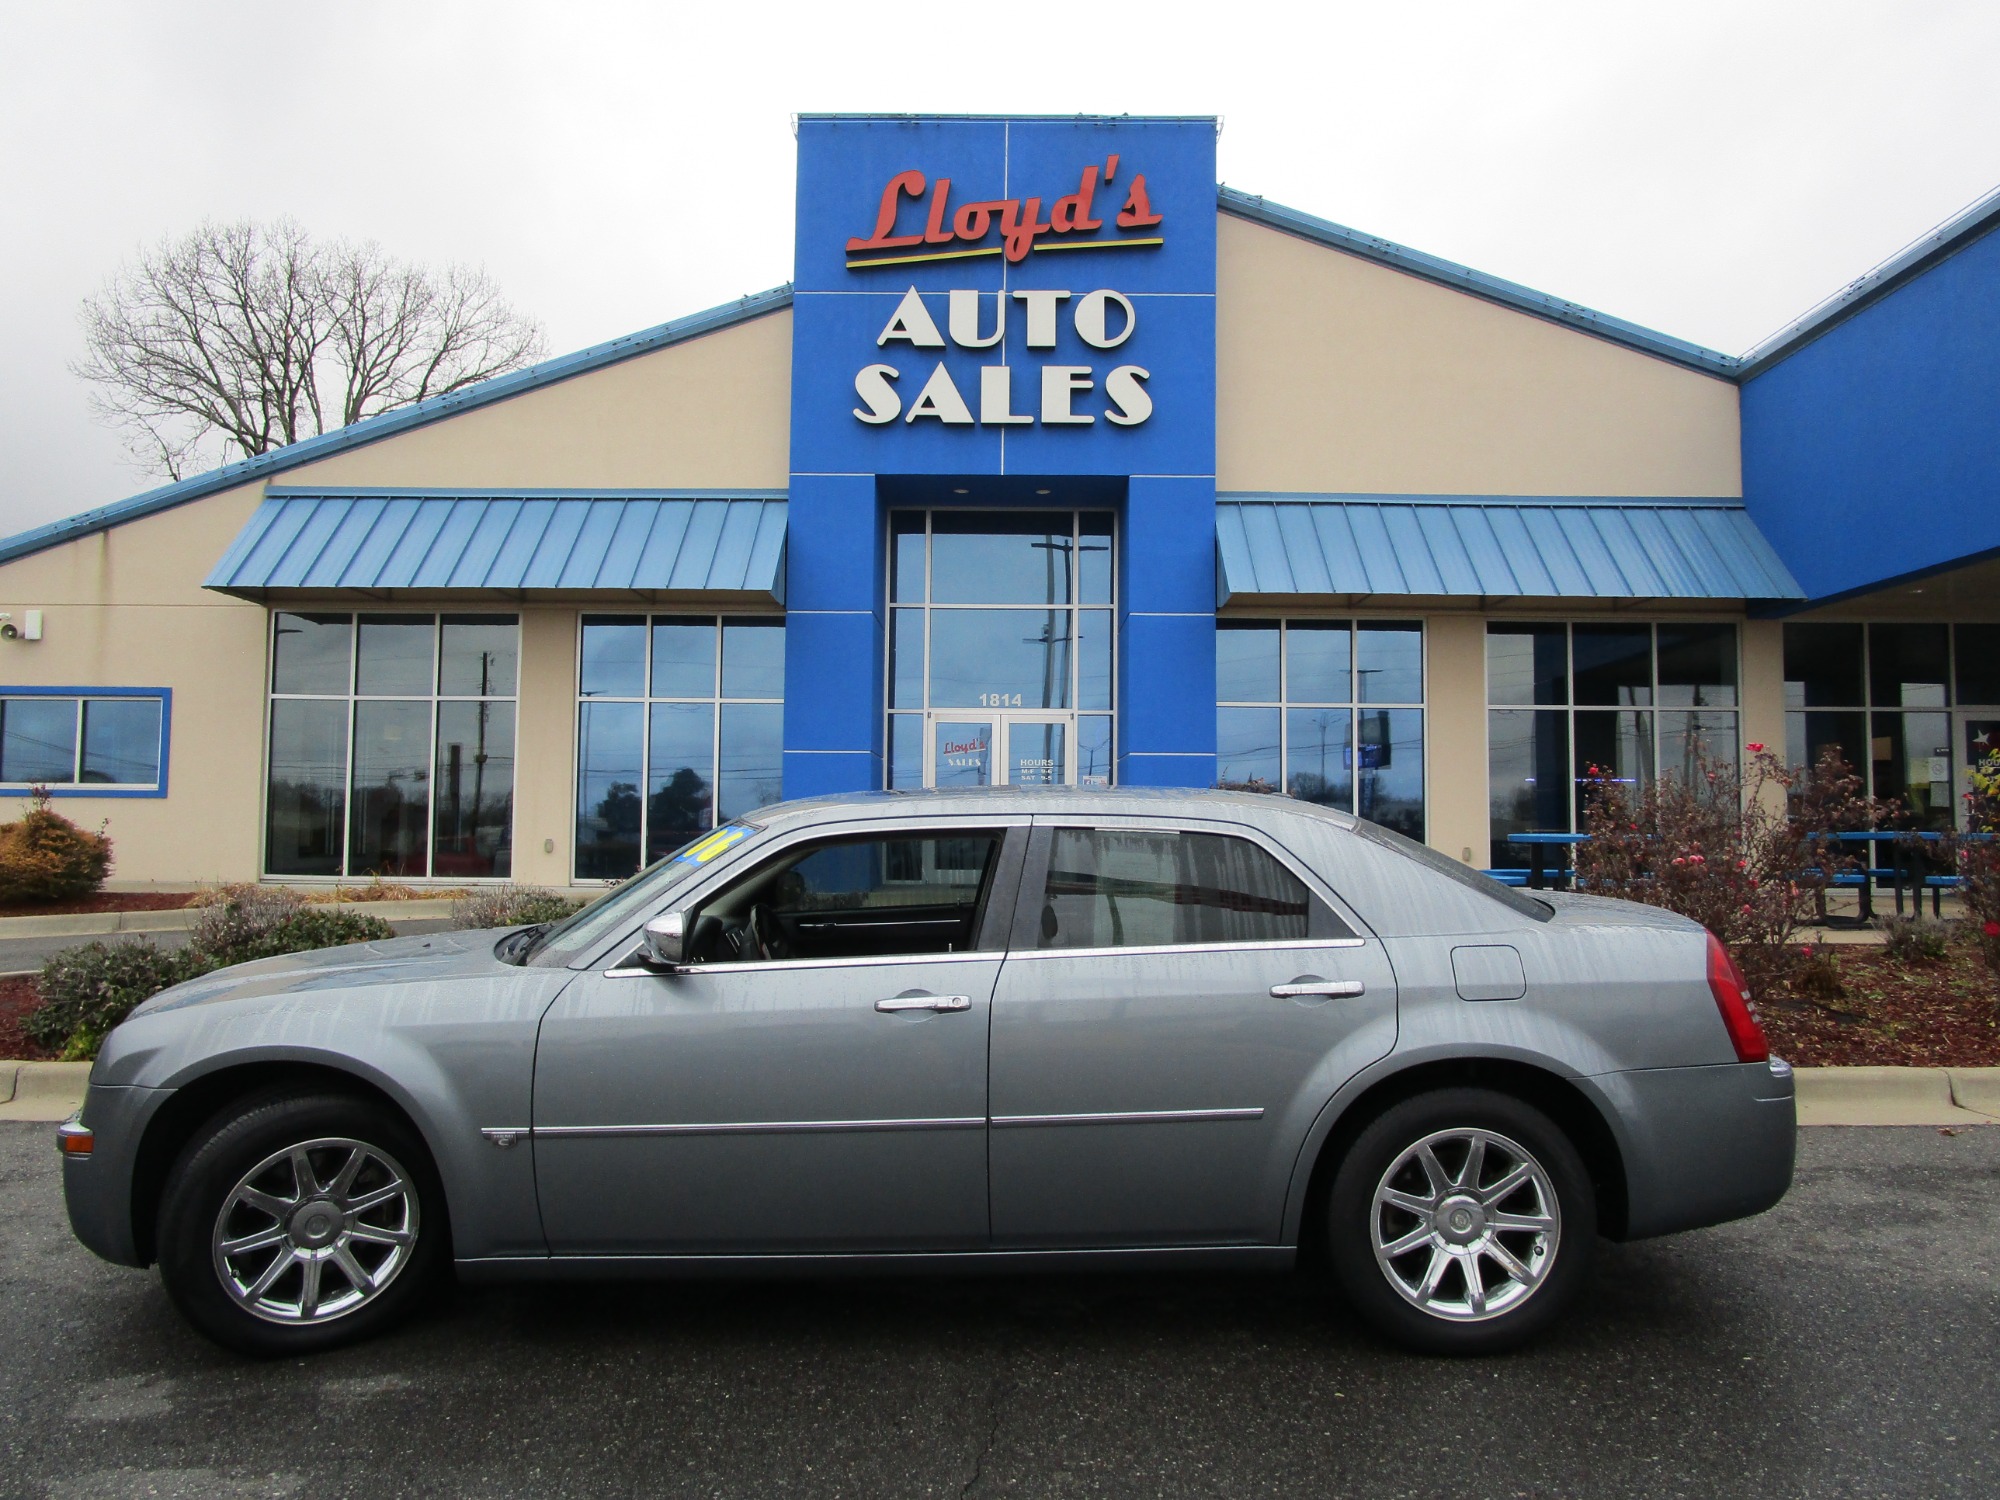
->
[682,831,1003,964]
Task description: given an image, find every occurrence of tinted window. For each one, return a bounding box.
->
[1039,829,1309,949]
[688,830,1003,964]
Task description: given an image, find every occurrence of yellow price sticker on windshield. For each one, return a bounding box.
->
[676,827,750,864]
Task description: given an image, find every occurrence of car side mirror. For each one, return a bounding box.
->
[642,911,687,969]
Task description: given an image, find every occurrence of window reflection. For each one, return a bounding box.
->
[356,616,435,697]
[434,701,514,877]
[80,699,163,785]
[349,700,431,877]
[272,613,351,695]
[928,609,1071,709]
[0,699,76,784]
[267,699,348,876]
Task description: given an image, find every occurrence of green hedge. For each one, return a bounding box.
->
[27,901,396,1060]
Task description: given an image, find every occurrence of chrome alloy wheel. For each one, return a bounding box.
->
[210,1137,420,1326]
[1370,1127,1560,1322]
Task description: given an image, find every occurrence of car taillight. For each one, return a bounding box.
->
[1706,931,1768,1064]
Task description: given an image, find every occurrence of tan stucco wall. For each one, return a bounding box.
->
[284,310,792,491]
[1215,214,1742,497]
[1422,614,1490,864]
[0,480,271,883]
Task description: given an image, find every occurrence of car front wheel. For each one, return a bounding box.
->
[1328,1088,1594,1354]
[156,1092,444,1357]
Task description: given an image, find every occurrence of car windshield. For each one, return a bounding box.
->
[1346,817,1554,922]
[523,824,764,966]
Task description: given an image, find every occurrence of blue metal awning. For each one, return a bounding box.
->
[1216,495,1804,602]
[205,490,787,601]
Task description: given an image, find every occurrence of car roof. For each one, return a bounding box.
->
[741,786,1360,832]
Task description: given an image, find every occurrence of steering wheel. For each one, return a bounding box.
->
[746,903,791,962]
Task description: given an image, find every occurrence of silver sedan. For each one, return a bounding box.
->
[60,789,1794,1356]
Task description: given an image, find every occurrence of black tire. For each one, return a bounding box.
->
[1327,1088,1595,1355]
[156,1091,446,1357]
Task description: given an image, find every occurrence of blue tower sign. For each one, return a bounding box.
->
[784,115,1219,796]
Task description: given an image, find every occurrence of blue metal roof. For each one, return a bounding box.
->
[205,490,787,600]
[0,287,794,569]
[1216,495,1804,602]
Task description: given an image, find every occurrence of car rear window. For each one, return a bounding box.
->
[1346,818,1554,922]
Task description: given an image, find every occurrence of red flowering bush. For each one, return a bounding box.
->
[1573,743,1886,994]
[1944,753,2000,990]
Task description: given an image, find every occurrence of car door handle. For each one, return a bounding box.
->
[1270,978,1366,999]
[875,993,973,1013]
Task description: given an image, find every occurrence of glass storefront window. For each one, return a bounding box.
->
[575,614,785,880]
[1217,618,1425,840]
[1485,622,1739,869]
[266,611,518,878]
[1781,622,1993,833]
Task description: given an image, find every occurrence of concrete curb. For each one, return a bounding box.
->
[0,899,462,940]
[0,1062,92,1121]
[0,1062,1994,1129]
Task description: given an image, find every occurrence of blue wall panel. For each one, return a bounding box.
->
[1742,224,2000,600]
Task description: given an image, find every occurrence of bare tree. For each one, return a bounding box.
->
[75,219,548,480]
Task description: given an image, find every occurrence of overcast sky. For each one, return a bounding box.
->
[3,0,1997,535]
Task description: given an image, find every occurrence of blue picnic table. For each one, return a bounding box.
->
[1504,832,1590,890]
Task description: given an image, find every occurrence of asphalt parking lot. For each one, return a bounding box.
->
[0,1125,1994,1500]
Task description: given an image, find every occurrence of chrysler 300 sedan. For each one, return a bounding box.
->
[60,789,1795,1356]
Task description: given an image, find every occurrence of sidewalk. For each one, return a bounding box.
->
[3,1061,1995,1125]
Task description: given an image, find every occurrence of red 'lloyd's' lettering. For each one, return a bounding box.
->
[847,155,1162,261]
[1116,174,1162,229]
[847,170,928,253]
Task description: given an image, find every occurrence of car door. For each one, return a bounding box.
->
[988,816,1398,1248]
[532,818,1027,1255]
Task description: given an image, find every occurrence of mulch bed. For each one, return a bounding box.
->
[0,891,197,917]
[0,975,55,1061]
[1761,943,2000,1068]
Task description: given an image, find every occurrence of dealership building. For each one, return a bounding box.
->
[1,114,1995,889]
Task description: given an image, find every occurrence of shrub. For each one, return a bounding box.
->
[451,886,586,930]
[1944,751,2000,990]
[197,906,395,968]
[187,883,306,957]
[0,790,113,903]
[27,889,399,1060]
[26,939,214,1055]
[1792,944,1846,1001]
[1882,917,1951,965]
[1574,743,1889,995]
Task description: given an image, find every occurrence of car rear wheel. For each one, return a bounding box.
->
[156,1092,444,1357]
[1328,1088,1594,1354]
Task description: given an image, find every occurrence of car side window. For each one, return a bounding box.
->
[1038,828,1312,950]
[684,830,1004,964]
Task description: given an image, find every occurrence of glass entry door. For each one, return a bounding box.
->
[928,713,1073,787]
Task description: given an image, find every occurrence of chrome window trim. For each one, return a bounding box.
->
[523,1117,986,1139]
[991,1107,1264,1128]
[1006,937,1364,962]
[602,949,1007,979]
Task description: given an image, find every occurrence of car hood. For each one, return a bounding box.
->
[129,927,520,1018]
